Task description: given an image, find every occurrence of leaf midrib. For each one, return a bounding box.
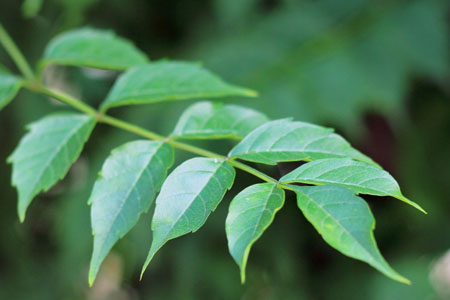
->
[300,190,379,267]
[155,160,227,242]
[94,142,164,252]
[26,117,92,200]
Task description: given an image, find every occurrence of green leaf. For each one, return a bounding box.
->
[280,158,425,213]
[141,157,235,277]
[290,185,409,284]
[0,69,22,110]
[41,28,148,70]
[229,119,378,166]
[171,101,269,140]
[225,183,284,283]
[88,140,174,286]
[101,61,257,110]
[8,113,96,221]
[22,0,43,18]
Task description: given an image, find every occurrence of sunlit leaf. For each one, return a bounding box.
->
[101,61,257,110]
[41,28,148,70]
[141,157,235,276]
[280,158,424,213]
[229,119,377,166]
[8,113,96,221]
[171,101,269,140]
[290,185,409,284]
[88,140,174,285]
[226,183,284,283]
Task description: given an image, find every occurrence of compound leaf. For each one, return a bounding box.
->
[291,185,409,284]
[226,183,284,283]
[171,101,269,140]
[8,113,96,221]
[101,61,257,110]
[229,119,377,166]
[0,69,22,110]
[41,28,148,70]
[280,158,424,213]
[88,141,174,286]
[141,157,235,277]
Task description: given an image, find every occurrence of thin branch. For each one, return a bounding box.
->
[0,23,35,81]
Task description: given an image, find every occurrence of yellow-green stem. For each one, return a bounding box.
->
[0,23,35,81]
[23,83,278,185]
[0,23,279,186]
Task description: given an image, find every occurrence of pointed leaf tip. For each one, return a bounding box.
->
[279,158,425,214]
[226,183,284,284]
[142,158,235,274]
[291,185,409,284]
[9,113,95,221]
[88,141,174,285]
[101,61,255,109]
[399,195,426,214]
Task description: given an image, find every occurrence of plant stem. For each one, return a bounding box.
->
[0,23,35,81]
[26,83,98,116]
[23,82,278,184]
[0,23,278,185]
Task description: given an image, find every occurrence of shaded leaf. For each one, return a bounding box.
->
[229,119,377,166]
[141,157,235,276]
[290,185,409,284]
[8,113,96,221]
[0,69,22,110]
[88,141,174,285]
[280,158,424,213]
[22,0,43,18]
[226,183,284,283]
[171,101,269,140]
[101,61,257,110]
[41,28,148,70]
[194,0,449,135]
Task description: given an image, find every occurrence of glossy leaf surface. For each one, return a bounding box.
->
[41,28,148,70]
[88,141,174,285]
[172,101,269,139]
[281,158,424,212]
[142,158,235,276]
[229,119,377,166]
[101,61,257,109]
[8,113,96,221]
[226,183,284,282]
[291,185,409,284]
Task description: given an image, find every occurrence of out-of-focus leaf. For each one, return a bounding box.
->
[226,183,284,283]
[229,119,377,166]
[0,69,22,110]
[22,0,43,18]
[101,61,257,110]
[41,28,148,70]
[141,158,235,276]
[171,101,269,140]
[193,0,449,134]
[280,158,424,212]
[8,113,95,221]
[291,185,409,284]
[88,140,174,285]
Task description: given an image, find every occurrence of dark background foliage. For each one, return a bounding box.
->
[0,0,449,299]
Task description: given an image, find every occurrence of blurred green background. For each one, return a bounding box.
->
[0,0,449,299]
